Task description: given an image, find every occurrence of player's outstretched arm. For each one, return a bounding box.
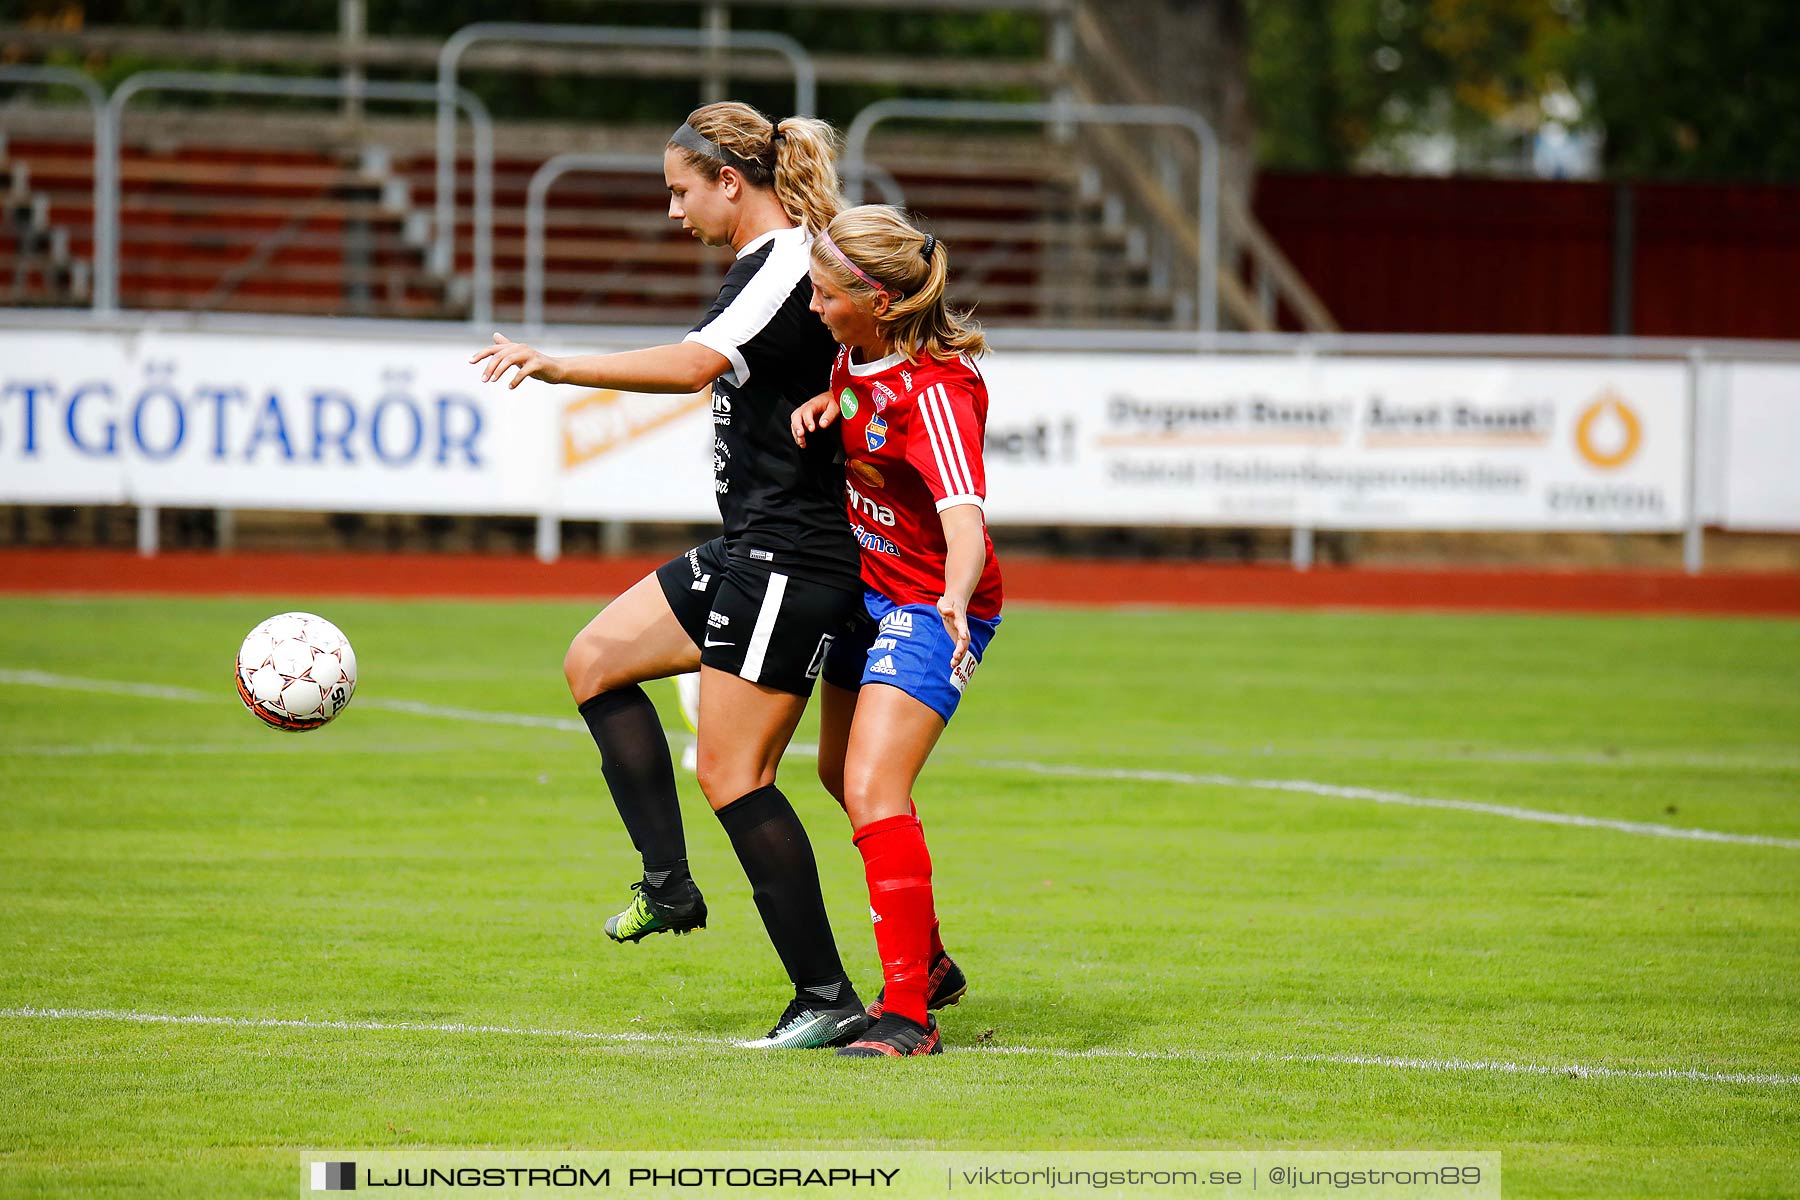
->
[472,333,729,394]
[789,391,838,447]
[936,503,987,669]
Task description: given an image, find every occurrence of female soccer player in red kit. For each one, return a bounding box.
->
[792,205,1003,1057]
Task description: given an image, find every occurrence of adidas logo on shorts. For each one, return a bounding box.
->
[869,654,898,676]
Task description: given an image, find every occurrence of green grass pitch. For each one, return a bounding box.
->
[1,594,1796,1197]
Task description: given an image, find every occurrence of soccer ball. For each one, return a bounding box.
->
[234,612,357,731]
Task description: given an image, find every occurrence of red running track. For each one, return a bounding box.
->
[2,549,1797,616]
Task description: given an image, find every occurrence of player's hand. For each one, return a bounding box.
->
[470,332,565,389]
[790,391,839,447]
[937,595,970,671]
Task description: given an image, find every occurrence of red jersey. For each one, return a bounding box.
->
[829,347,1004,620]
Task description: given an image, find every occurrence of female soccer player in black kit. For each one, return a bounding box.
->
[472,103,870,1050]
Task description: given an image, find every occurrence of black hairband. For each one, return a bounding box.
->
[669,122,769,173]
[921,235,937,264]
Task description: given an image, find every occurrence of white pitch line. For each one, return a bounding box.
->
[0,1006,733,1049]
[0,669,212,703]
[975,759,1800,850]
[2,667,1791,849]
[0,742,492,758]
[362,697,584,733]
[3,1007,1793,1088]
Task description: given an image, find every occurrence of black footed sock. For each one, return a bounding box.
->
[715,784,856,1005]
[578,686,691,894]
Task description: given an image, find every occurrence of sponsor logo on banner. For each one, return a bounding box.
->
[1101,395,1352,447]
[310,1161,356,1191]
[561,387,711,471]
[1359,397,1553,448]
[1574,391,1642,469]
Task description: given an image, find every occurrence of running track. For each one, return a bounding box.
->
[2,549,1797,615]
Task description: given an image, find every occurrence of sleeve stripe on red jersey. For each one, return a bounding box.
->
[919,383,976,498]
[915,384,964,496]
[930,384,980,498]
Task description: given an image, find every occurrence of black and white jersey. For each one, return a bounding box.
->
[685,225,861,590]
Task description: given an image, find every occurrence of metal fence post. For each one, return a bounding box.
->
[536,512,561,564]
[0,66,109,313]
[1684,348,1706,575]
[1290,526,1315,572]
[136,505,159,557]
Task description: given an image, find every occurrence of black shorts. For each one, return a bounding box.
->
[655,538,862,697]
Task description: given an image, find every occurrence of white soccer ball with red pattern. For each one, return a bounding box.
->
[234,612,357,731]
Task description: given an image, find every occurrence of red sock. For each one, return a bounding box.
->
[853,813,935,1027]
[907,801,947,960]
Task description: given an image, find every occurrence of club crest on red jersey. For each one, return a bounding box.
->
[865,413,889,452]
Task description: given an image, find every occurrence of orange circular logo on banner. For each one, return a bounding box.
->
[1575,391,1642,470]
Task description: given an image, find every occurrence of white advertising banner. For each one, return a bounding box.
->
[1718,362,1800,532]
[0,325,1722,534]
[0,328,556,514]
[548,383,717,522]
[977,355,1690,531]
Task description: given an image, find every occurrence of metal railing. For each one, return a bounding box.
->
[0,66,110,304]
[436,22,817,282]
[522,153,906,332]
[99,71,493,325]
[844,98,1221,334]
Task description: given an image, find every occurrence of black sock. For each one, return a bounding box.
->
[715,784,856,1005]
[577,686,689,890]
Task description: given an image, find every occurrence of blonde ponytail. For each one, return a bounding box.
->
[770,116,844,236]
[671,103,844,236]
[812,205,987,363]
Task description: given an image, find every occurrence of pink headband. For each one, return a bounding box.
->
[817,231,893,296]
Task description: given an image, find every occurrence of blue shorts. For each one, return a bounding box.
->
[821,590,1000,724]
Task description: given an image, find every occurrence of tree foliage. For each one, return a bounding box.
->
[1570,0,1800,182]
[1248,0,1800,182]
[1249,0,1578,173]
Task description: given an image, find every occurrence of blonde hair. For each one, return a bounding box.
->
[672,102,844,236]
[812,205,988,363]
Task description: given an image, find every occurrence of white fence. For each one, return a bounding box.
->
[0,313,1795,568]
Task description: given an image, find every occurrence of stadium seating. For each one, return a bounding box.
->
[394,133,1172,327]
[3,136,447,317]
[2,119,1176,326]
